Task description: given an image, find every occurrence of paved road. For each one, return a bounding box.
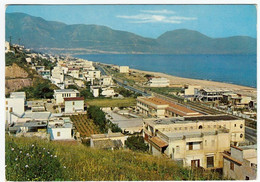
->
[115,79,151,97]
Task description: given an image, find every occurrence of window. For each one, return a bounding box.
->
[6,101,8,105]
[240,134,243,138]
[190,126,193,129]
[245,176,249,180]
[230,162,234,171]
[188,142,193,150]
[57,132,61,137]
[72,102,75,105]
[185,127,187,130]
[205,140,207,146]
[207,156,214,168]
[234,124,237,127]
[10,107,13,112]
[179,127,182,130]
[199,125,203,129]
[240,124,243,129]
[176,146,180,153]
[6,107,8,111]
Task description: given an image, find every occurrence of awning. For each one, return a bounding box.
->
[149,136,168,148]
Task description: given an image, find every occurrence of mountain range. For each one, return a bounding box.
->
[6,13,256,55]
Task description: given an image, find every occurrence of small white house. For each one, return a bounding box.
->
[47,117,73,140]
[100,75,113,86]
[64,97,84,113]
[5,92,26,125]
[101,87,115,97]
[148,77,170,87]
[119,66,129,73]
[54,89,80,104]
[90,86,100,97]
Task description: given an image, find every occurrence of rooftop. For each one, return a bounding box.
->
[161,129,228,140]
[22,112,51,120]
[91,132,124,139]
[184,115,240,121]
[64,97,84,101]
[54,89,79,93]
[145,114,242,126]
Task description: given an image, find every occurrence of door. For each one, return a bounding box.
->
[191,159,200,168]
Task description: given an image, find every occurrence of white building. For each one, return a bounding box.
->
[10,92,26,102]
[64,97,84,113]
[148,77,170,87]
[5,97,25,125]
[54,89,80,104]
[184,85,201,99]
[101,87,115,97]
[47,117,73,140]
[100,75,113,86]
[68,68,80,79]
[5,41,10,53]
[223,145,257,180]
[119,66,129,73]
[84,70,101,81]
[90,86,100,97]
[51,66,65,87]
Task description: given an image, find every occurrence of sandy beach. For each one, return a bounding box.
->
[131,68,257,100]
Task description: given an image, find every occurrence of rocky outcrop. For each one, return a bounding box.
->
[5,63,29,78]
[5,78,33,94]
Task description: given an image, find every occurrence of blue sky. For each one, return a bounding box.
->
[6,5,256,39]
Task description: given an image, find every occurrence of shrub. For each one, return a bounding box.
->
[125,136,149,152]
[5,139,64,181]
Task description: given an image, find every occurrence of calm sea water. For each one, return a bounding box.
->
[75,54,256,88]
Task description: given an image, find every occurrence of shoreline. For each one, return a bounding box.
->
[130,68,257,100]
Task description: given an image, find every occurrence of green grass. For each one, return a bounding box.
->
[86,98,136,107]
[6,135,224,181]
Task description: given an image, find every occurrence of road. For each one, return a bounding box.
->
[98,63,257,144]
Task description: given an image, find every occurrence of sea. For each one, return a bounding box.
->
[75,54,257,88]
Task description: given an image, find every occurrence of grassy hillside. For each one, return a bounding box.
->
[6,135,224,181]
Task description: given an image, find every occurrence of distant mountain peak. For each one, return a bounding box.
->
[6,12,256,55]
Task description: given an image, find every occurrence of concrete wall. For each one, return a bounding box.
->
[48,127,72,140]
[5,98,24,124]
[65,100,84,113]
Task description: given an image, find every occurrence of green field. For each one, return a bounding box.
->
[86,98,136,107]
[6,136,224,181]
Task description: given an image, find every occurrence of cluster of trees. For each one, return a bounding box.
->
[87,106,122,133]
[18,79,55,99]
[87,106,107,133]
[125,136,149,152]
[114,87,142,98]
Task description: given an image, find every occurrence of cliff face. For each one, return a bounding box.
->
[5,63,29,78]
[5,63,33,94]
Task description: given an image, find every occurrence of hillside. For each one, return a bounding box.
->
[6,135,224,181]
[6,13,256,55]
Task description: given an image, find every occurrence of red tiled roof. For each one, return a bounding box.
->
[149,136,168,148]
[64,97,84,101]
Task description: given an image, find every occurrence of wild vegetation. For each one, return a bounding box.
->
[6,135,224,181]
[18,78,57,99]
[86,98,136,107]
[125,136,149,152]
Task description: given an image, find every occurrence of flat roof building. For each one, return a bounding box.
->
[54,89,80,104]
[223,145,257,180]
[143,115,245,169]
[137,96,202,118]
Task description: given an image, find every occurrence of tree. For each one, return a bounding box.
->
[87,106,107,132]
[125,136,149,152]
